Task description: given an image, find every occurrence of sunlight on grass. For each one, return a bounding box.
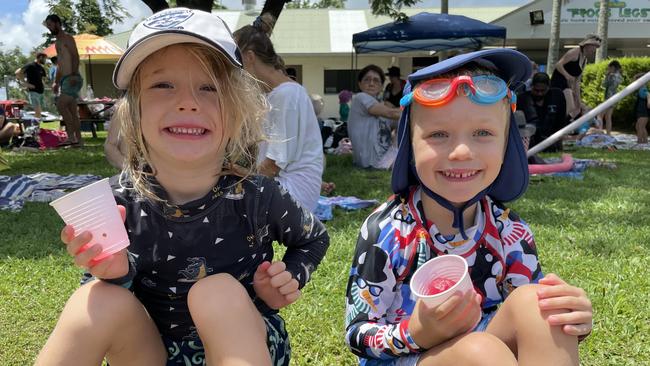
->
[0,145,648,365]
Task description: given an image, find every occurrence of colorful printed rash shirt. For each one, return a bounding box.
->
[91,174,329,342]
[345,187,542,363]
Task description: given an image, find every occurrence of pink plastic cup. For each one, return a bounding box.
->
[411,255,474,307]
[50,178,129,261]
[411,254,482,329]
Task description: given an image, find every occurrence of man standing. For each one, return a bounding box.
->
[44,14,83,147]
[15,53,47,119]
[383,66,405,108]
[517,72,567,152]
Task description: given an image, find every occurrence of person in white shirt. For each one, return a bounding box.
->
[234,14,324,212]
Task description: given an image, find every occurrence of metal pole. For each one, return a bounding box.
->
[527,71,650,157]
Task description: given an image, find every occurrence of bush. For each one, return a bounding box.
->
[582,57,650,132]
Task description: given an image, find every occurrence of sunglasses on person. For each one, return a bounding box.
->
[400,75,517,112]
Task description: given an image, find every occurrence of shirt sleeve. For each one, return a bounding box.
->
[640,87,648,99]
[498,212,543,299]
[261,178,329,289]
[344,209,423,360]
[264,87,307,169]
[355,93,379,116]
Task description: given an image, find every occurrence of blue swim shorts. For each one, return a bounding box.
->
[60,74,83,99]
[28,91,44,108]
[163,313,291,366]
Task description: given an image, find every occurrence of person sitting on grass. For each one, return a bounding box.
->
[35,8,329,366]
[0,106,22,147]
[345,49,593,366]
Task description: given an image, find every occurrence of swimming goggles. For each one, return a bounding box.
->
[400,75,517,112]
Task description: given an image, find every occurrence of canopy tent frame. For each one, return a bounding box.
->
[349,12,507,90]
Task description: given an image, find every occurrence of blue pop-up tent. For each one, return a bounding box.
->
[352,12,506,54]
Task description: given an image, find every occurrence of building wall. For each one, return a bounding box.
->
[284,55,414,118]
[492,0,650,62]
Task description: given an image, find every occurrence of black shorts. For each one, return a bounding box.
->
[636,97,649,119]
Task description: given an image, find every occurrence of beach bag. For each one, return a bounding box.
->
[38,128,68,148]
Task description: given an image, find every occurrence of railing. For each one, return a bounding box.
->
[527,71,650,157]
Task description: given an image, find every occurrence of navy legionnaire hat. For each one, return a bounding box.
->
[113,7,242,89]
[391,49,532,238]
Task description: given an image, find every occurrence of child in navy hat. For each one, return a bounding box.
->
[345,49,592,366]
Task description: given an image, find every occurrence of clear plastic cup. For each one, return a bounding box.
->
[50,178,129,261]
[411,254,474,308]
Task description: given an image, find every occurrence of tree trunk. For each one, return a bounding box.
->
[546,0,561,75]
[141,0,170,13]
[177,0,214,12]
[441,0,448,14]
[595,0,609,62]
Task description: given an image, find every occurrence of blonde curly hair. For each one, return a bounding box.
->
[113,43,268,203]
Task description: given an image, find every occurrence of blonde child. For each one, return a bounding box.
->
[36,8,329,366]
[345,49,592,366]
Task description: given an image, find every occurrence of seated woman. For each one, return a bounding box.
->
[348,65,401,169]
[0,107,22,147]
[234,15,324,212]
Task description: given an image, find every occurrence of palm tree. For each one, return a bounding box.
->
[546,0,562,75]
[596,0,609,62]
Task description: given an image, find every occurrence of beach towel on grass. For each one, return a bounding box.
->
[531,158,616,180]
[0,173,102,212]
[314,195,379,221]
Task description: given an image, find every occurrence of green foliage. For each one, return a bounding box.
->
[0,46,30,78]
[582,57,650,132]
[0,47,30,101]
[0,140,649,365]
[42,0,130,47]
[369,0,420,21]
[77,0,114,36]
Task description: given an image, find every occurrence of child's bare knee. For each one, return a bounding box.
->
[67,281,142,330]
[188,273,249,312]
[452,333,516,366]
[504,284,541,308]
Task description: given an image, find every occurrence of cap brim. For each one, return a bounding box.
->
[113,32,242,89]
[408,48,531,86]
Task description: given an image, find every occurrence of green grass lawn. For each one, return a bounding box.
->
[1,135,648,365]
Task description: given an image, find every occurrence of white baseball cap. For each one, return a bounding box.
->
[113,7,242,89]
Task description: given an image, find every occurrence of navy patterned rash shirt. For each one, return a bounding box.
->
[94,174,330,341]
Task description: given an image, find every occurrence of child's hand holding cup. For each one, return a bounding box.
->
[50,178,130,278]
[411,254,482,329]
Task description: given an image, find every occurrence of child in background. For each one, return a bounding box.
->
[339,89,352,122]
[345,49,592,366]
[600,60,623,134]
[36,8,329,366]
[634,72,649,144]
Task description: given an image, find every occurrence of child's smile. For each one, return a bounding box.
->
[165,126,207,138]
[439,169,480,181]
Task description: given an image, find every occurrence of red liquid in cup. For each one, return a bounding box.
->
[424,277,457,295]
